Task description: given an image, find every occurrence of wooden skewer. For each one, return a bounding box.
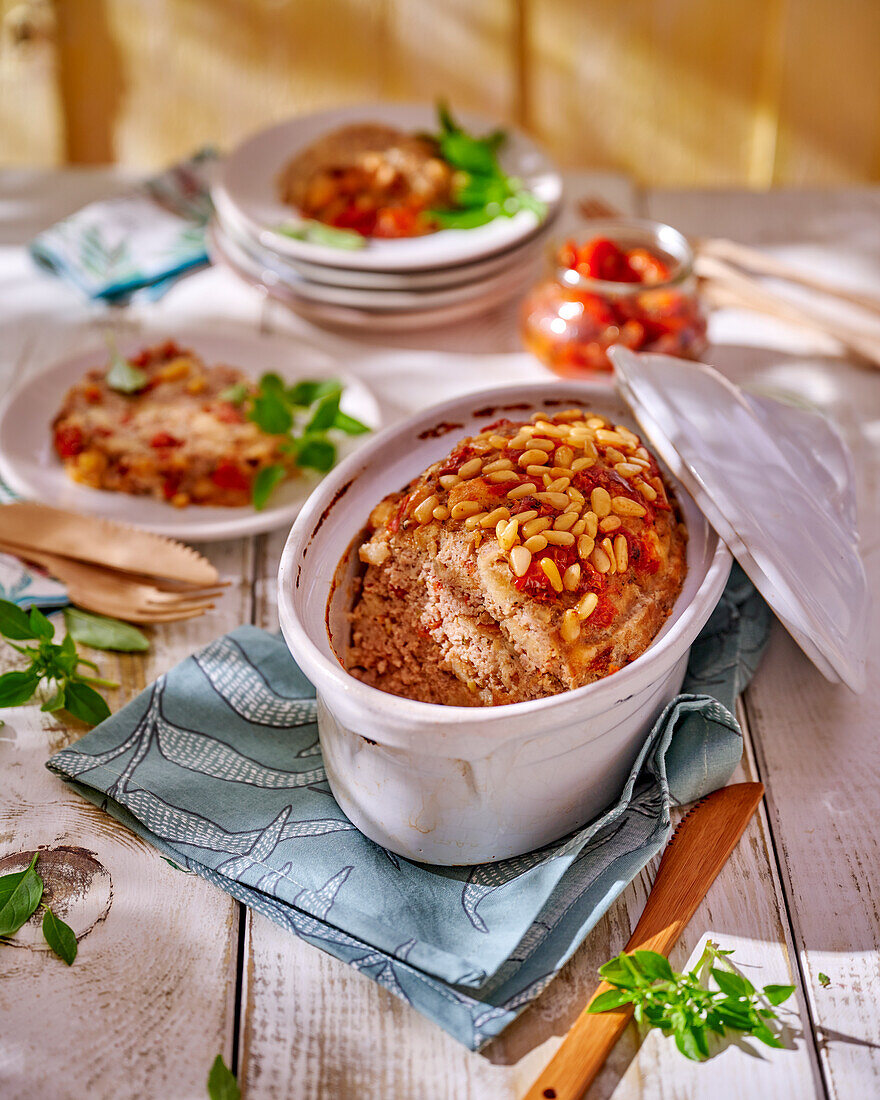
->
[524,783,765,1100]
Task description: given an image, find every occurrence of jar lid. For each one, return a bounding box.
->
[610,346,869,692]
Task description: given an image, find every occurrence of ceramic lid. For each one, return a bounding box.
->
[610,346,869,693]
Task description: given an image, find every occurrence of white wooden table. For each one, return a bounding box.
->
[1,171,878,1100]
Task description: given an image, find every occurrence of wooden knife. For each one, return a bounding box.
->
[524,781,765,1100]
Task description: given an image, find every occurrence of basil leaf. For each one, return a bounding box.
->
[288,379,342,407]
[763,983,796,1006]
[598,956,638,988]
[296,438,336,473]
[252,464,287,511]
[218,382,248,405]
[56,633,79,674]
[587,988,634,1013]
[674,1025,705,1062]
[750,1020,783,1048]
[0,599,37,640]
[28,606,54,640]
[712,967,750,999]
[632,950,675,982]
[306,392,341,433]
[63,681,111,725]
[207,1054,240,1100]
[63,607,149,653]
[275,221,366,251]
[333,410,370,435]
[41,686,66,712]
[818,972,831,988]
[0,669,40,707]
[249,392,293,436]
[0,853,43,936]
[42,907,77,965]
[106,351,149,394]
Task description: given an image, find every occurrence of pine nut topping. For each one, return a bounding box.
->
[587,417,606,429]
[595,429,627,446]
[535,491,570,509]
[591,546,611,573]
[534,421,567,438]
[522,516,552,538]
[509,545,532,577]
[513,509,538,524]
[554,511,578,531]
[578,534,595,559]
[498,519,519,551]
[563,563,581,591]
[464,512,489,529]
[524,534,548,553]
[583,511,599,538]
[480,507,510,528]
[488,435,509,449]
[451,499,482,520]
[458,457,483,479]
[577,592,599,619]
[614,534,628,572]
[599,515,622,533]
[413,494,438,524]
[611,496,647,517]
[637,480,658,501]
[439,474,460,489]
[571,519,586,536]
[605,447,626,464]
[571,456,595,472]
[527,437,555,452]
[483,458,514,473]
[546,477,571,493]
[554,445,574,468]
[540,558,564,592]
[602,537,617,572]
[614,462,642,478]
[561,609,581,643]
[527,464,552,477]
[566,486,585,503]
[550,467,576,480]
[544,530,575,547]
[507,482,537,500]
[433,505,449,520]
[487,470,518,482]
[591,487,612,517]
[519,449,550,467]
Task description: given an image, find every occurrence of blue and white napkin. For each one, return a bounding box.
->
[30,150,217,304]
[46,567,769,1049]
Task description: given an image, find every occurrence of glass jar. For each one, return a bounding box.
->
[519,219,708,375]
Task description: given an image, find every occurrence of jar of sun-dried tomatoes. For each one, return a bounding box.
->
[520,220,708,375]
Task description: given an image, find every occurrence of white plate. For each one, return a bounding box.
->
[209,223,542,311]
[0,329,382,542]
[210,229,535,332]
[213,199,556,290]
[214,103,562,272]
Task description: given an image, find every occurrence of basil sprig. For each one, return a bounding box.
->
[589,942,795,1061]
[0,852,78,965]
[0,600,115,724]
[220,375,369,511]
[63,606,149,653]
[429,102,547,230]
[207,1054,240,1100]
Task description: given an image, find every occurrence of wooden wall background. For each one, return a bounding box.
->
[1,0,879,186]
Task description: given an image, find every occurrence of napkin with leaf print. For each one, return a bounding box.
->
[30,150,216,304]
[46,565,769,1050]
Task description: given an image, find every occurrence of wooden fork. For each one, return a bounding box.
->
[0,541,224,623]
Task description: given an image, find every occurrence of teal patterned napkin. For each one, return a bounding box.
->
[30,151,216,304]
[46,566,768,1050]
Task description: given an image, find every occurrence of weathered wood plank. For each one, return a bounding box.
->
[0,314,250,1099]
[647,185,880,1100]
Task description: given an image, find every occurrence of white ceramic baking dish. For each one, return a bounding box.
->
[278,382,732,865]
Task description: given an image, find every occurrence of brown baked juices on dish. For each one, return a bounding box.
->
[345,409,687,706]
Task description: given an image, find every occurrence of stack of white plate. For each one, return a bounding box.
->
[210,105,563,332]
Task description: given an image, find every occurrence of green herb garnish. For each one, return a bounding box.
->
[0,852,77,965]
[428,102,547,230]
[818,972,831,988]
[589,942,795,1061]
[63,606,150,653]
[0,600,114,724]
[274,220,366,250]
[207,1054,240,1100]
[104,334,149,394]
[227,376,368,510]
